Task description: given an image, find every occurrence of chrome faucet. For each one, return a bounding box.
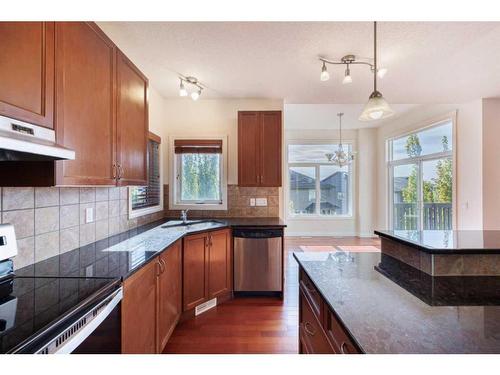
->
[181,209,189,224]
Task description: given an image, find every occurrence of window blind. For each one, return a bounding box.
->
[131,138,160,210]
[174,139,222,154]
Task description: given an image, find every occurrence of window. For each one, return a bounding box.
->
[388,119,454,230]
[170,138,227,210]
[288,143,352,217]
[129,134,162,218]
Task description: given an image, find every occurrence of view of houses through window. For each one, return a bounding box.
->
[388,120,453,230]
[288,143,352,217]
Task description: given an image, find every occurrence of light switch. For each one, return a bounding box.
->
[249,198,256,207]
[85,207,94,223]
[256,198,268,207]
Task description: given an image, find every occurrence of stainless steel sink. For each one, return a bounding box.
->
[161,220,225,232]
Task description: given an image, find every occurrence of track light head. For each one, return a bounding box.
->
[320,61,330,81]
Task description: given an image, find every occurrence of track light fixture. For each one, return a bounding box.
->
[318,22,394,121]
[178,76,204,101]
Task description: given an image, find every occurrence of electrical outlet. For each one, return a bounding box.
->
[85,207,94,223]
[256,198,267,207]
[249,198,256,207]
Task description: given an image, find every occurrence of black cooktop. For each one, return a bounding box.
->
[0,275,119,354]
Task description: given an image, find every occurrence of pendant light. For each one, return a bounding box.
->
[325,113,355,167]
[179,79,188,97]
[359,22,394,121]
[320,61,330,81]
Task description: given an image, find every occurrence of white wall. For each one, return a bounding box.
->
[357,128,377,237]
[375,100,483,230]
[482,98,500,229]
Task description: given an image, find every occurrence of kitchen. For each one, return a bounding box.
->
[1,2,500,372]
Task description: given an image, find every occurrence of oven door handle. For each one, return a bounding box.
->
[44,287,123,354]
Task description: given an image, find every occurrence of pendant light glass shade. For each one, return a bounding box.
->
[320,62,330,81]
[359,90,394,121]
[179,80,188,97]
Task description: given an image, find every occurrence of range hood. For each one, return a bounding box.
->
[0,115,75,161]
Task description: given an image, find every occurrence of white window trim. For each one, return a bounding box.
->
[285,139,355,221]
[169,135,228,211]
[386,112,457,230]
[128,142,164,219]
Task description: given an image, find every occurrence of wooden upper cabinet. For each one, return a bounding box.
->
[122,259,158,354]
[55,22,116,185]
[260,112,282,187]
[238,112,261,187]
[157,241,182,353]
[208,229,232,299]
[183,232,209,311]
[116,50,148,186]
[0,22,54,128]
[238,111,282,187]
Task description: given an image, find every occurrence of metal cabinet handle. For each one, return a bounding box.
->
[304,322,315,336]
[112,164,117,179]
[160,259,166,272]
[340,342,348,354]
[118,164,123,180]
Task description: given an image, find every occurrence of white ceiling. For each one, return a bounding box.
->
[284,104,419,129]
[98,21,500,104]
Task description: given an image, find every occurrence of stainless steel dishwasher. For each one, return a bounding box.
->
[233,228,283,295]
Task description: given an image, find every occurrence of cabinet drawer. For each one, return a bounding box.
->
[324,308,361,354]
[299,269,323,321]
[299,289,333,354]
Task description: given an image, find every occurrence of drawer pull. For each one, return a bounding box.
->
[340,342,347,354]
[304,322,316,336]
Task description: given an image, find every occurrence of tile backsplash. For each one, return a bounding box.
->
[163,184,280,218]
[1,184,280,270]
[0,187,163,270]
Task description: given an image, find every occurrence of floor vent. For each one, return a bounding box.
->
[195,298,217,316]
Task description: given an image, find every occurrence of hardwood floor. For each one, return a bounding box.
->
[162,236,380,354]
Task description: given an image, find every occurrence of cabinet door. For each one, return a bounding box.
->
[122,258,158,354]
[260,111,282,187]
[0,22,54,128]
[116,50,148,186]
[208,229,232,299]
[238,111,261,187]
[157,241,182,352]
[55,22,116,185]
[183,233,209,311]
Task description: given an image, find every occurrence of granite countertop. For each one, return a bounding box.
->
[293,251,500,353]
[15,217,286,281]
[375,229,500,254]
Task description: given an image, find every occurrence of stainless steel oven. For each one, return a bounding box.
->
[233,228,283,294]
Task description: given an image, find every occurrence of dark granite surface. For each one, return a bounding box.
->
[15,217,285,281]
[375,229,500,254]
[293,251,500,353]
[0,275,119,353]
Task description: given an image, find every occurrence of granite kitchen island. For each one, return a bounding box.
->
[294,250,500,354]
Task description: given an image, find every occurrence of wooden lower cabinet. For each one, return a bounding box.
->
[122,241,182,354]
[299,269,361,354]
[183,229,232,312]
[121,258,157,354]
[157,241,182,352]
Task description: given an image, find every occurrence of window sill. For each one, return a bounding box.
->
[129,204,163,219]
[170,203,228,211]
[287,214,353,221]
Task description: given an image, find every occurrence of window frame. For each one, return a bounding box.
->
[286,139,354,220]
[128,134,163,219]
[169,135,228,211]
[386,113,457,230]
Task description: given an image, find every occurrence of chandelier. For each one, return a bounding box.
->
[325,113,355,167]
[179,76,204,101]
[319,21,394,121]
